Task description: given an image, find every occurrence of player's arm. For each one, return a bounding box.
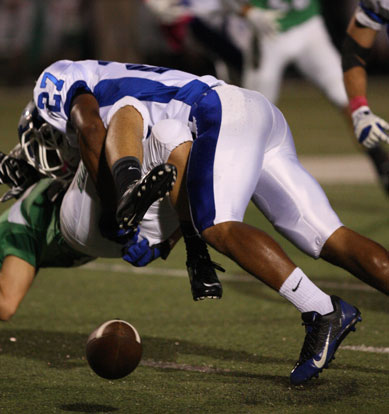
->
[342,16,389,148]
[0,255,36,321]
[342,15,377,100]
[69,93,107,185]
[69,93,119,211]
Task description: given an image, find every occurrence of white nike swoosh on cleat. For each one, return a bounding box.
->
[203,283,220,287]
[313,327,332,369]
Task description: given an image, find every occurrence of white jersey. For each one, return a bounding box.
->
[356,0,389,30]
[33,59,224,146]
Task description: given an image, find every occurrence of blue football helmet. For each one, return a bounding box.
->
[18,100,79,181]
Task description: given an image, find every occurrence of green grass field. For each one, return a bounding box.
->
[0,79,388,414]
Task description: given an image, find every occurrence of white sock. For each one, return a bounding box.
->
[279,268,334,315]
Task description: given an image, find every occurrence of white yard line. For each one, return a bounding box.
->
[83,262,376,292]
[140,359,231,373]
[339,345,389,354]
[299,154,376,184]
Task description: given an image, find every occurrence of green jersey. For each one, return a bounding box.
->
[250,0,320,32]
[0,179,93,269]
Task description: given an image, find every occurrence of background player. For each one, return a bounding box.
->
[241,0,389,195]
[342,0,389,190]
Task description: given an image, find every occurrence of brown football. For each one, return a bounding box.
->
[86,319,142,380]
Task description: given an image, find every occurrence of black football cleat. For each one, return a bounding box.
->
[186,249,225,301]
[116,163,177,236]
[180,221,224,301]
[290,295,361,386]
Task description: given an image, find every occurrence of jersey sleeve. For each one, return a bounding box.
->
[33,60,93,133]
[105,96,151,139]
[356,1,387,31]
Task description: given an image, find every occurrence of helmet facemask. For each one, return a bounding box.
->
[18,101,79,181]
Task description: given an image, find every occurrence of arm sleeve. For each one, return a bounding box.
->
[0,227,37,268]
[356,3,387,31]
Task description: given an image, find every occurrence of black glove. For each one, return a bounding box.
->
[0,151,40,202]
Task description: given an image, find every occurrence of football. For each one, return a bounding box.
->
[86,319,142,380]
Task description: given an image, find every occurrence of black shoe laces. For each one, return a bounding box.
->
[185,237,225,275]
[298,316,331,363]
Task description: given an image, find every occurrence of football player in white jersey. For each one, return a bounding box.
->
[342,0,389,191]
[10,99,223,302]
[32,60,232,300]
[26,59,389,386]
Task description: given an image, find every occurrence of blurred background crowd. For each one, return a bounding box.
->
[0,0,388,87]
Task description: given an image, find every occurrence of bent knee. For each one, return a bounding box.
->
[202,221,241,255]
[202,223,227,251]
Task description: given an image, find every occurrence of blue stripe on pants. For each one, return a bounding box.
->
[187,89,222,233]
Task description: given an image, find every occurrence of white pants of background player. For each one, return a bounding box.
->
[59,120,192,258]
[243,15,348,106]
[187,84,342,258]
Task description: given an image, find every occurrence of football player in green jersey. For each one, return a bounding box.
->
[0,178,94,321]
[242,0,389,195]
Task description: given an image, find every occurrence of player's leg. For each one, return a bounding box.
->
[104,102,177,235]
[166,134,226,300]
[320,227,389,294]
[168,142,224,301]
[294,16,347,108]
[242,34,288,103]
[202,221,295,289]
[251,102,383,295]
[148,119,223,300]
[187,85,273,298]
[200,172,360,387]
[191,87,361,385]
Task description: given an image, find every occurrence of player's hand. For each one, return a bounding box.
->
[122,232,171,267]
[246,7,283,38]
[0,151,22,186]
[352,106,389,148]
[0,151,40,202]
[146,0,190,24]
